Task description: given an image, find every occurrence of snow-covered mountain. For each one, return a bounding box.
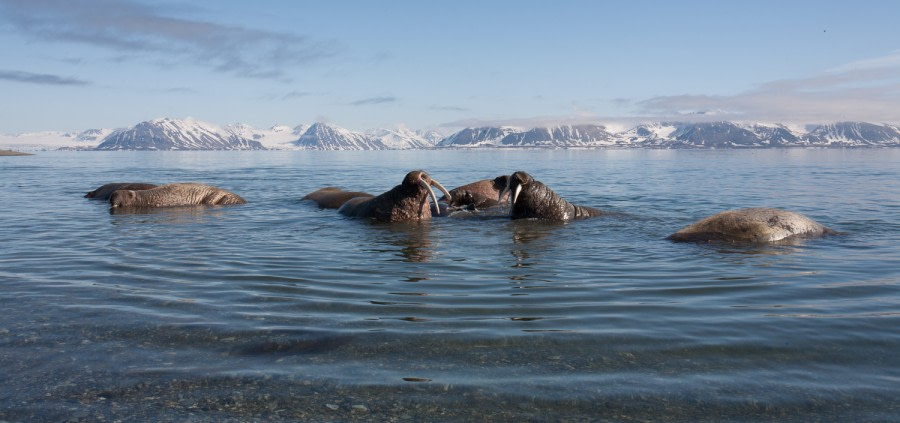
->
[437,121,900,148]
[287,123,438,150]
[291,122,387,150]
[435,126,521,147]
[96,118,265,150]
[73,128,116,143]
[0,128,114,151]
[223,123,307,150]
[803,122,900,146]
[419,129,446,145]
[500,124,617,147]
[366,126,436,149]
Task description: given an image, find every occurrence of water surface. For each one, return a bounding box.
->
[1,150,898,421]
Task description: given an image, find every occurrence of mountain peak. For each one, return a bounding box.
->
[293,122,385,150]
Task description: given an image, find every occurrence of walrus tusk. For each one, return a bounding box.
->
[498,178,522,206]
[418,176,440,218]
[498,178,522,216]
[430,179,452,203]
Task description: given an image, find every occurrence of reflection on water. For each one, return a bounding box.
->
[509,220,563,269]
[361,220,435,263]
[108,204,232,223]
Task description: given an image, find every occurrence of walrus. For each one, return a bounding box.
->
[301,187,374,209]
[338,170,452,223]
[0,150,33,156]
[499,171,602,221]
[85,182,158,200]
[109,183,247,208]
[667,207,831,243]
[440,175,510,210]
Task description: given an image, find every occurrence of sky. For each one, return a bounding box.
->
[1,0,899,133]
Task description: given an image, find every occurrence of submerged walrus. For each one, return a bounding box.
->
[440,175,510,210]
[338,170,452,223]
[301,187,374,209]
[667,207,831,243]
[499,171,602,221]
[85,182,158,201]
[109,183,246,208]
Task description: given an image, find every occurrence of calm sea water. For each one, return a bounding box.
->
[1,150,898,421]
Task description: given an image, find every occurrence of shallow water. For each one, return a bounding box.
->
[1,149,899,421]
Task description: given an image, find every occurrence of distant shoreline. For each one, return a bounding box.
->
[0,149,33,156]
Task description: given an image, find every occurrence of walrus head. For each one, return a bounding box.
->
[402,170,452,219]
[108,190,138,208]
[492,175,510,193]
[499,171,534,207]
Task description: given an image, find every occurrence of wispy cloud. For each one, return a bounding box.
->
[636,50,900,124]
[0,69,90,86]
[280,90,312,100]
[0,0,337,81]
[349,96,398,106]
[429,105,469,112]
[442,50,900,130]
[157,87,197,94]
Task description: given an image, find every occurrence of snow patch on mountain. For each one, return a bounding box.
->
[224,123,304,149]
[366,126,434,149]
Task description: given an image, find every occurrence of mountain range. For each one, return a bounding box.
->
[437,122,900,148]
[2,119,899,151]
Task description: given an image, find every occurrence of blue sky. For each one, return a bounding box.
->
[1,0,899,133]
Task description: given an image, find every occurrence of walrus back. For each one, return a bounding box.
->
[303,187,373,209]
[668,208,828,243]
[85,182,157,200]
[110,183,246,208]
[338,196,373,217]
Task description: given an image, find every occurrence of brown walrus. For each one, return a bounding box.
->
[0,150,33,156]
[109,183,246,208]
[667,207,831,243]
[440,175,509,210]
[499,171,602,221]
[85,183,158,200]
[301,187,374,209]
[338,170,452,223]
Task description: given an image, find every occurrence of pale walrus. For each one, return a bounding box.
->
[440,175,510,210]
[301,187,374,209]
[667,207,831,243]
[338,170,452,223]
[85,182,158,200]
[109,183,247,208]
[499,171,603,221]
